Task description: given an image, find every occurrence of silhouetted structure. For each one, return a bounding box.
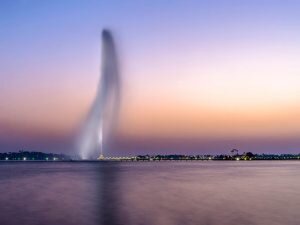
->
[0,151,71,161]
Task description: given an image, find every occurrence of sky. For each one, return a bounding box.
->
[1,0,300,155]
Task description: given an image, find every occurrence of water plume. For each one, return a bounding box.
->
[78,29,121,159]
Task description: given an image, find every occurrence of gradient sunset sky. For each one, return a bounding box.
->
[1,0,300,155]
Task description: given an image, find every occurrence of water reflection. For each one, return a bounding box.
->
[96,162,121,225]
[0,161,300,225]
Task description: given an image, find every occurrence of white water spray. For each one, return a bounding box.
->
[78,29,121,159]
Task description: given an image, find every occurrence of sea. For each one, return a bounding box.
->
[0,161,299,225]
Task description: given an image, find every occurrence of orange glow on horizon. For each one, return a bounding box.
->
[118,96,300,140]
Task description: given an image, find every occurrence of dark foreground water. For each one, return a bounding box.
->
[0,161,299,225]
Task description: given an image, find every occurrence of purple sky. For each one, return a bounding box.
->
[1,0,300,155]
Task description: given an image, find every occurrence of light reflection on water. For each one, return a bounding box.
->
[0,161,299,225]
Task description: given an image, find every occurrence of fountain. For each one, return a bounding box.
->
[78,29,121,159]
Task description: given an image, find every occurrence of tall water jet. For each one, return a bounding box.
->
[78,29,121,159]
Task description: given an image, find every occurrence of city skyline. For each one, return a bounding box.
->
[2,0,300,155]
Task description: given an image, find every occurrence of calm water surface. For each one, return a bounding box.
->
[0,161,299,225]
